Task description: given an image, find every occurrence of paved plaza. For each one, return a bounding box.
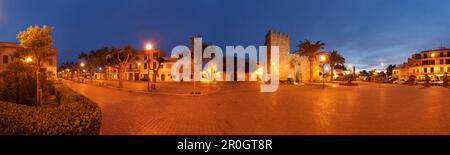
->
[63,80,450,135]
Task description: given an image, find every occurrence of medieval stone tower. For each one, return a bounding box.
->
[265,30,292,81]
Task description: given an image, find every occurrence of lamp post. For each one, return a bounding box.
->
[137,62,141,81]
[145,43,153,91]
[212,65,217,82]
[320,54,327,88]
[80,62,85,83]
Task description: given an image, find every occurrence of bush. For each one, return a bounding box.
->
[0,61,55,106]
[0,86,102,135]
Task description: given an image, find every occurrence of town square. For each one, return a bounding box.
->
[0,0,449,136]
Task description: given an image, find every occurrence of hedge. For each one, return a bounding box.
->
[0,86,102,135]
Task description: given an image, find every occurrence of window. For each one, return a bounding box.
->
[424,54,428,58]
[422,61,429,65]
[440,52,444,57]
[144,56,148,60]
[414,54,421,59]
[440,59,444,64]
[448,52,450,57]
[430,67,434,73]
[2,55,9,64]
[447,59,450,64]
[129,64,132,70]
[424,68,427,73]
[430,60,435,65]
[144,63,148,69]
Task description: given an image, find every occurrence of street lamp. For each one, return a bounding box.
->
[212,65,217,82]
[80,62,85,82]
[25,56,33,63]
[146,43,153,51]
[137,62,142,80]
[145,43,154,91]
[319,54,327,88]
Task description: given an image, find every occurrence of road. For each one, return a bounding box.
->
[64,80,450,135]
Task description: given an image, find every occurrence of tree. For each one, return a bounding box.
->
[298,40,326,82]
[78,49,109,79]
[17,25,55,106]
[334,64,347,71]
[105,45,138,88]
[149,56,165,90]
[328,50,346,81]
[368,70,377,76]
[359,70,369,77]
[386,64,396,77]
[58,61,77,79]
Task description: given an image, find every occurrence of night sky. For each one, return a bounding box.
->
[1,0,450,70]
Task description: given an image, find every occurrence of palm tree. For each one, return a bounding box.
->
[328,50,345,81]
[298,40,326,82]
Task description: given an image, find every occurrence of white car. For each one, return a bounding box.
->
[416,80,426,85]
[431,80,444,86]
[393,79,407,84]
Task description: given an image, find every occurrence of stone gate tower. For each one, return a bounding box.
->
[265,30,292,81]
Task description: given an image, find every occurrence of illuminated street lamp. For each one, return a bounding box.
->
[137,62,142,80]
[145,42,154,91]
[25,56,33,63]
[212,65,217,81]
[431,53,436,58]
[80,62,85,82]
[319,53,328,88]
[146,43,153,51]
[257,67,264,81]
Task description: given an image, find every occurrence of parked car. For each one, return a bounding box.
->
[416,80,426,85]
[393,79,407,84]
[431,80,444,86]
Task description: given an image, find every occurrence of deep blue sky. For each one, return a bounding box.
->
[1,0,450,70]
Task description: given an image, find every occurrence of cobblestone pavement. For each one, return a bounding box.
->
[64,80,450,135]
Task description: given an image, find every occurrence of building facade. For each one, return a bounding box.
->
[393,48,450,80]
[122,50,177,82]
[0,42,57,78]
